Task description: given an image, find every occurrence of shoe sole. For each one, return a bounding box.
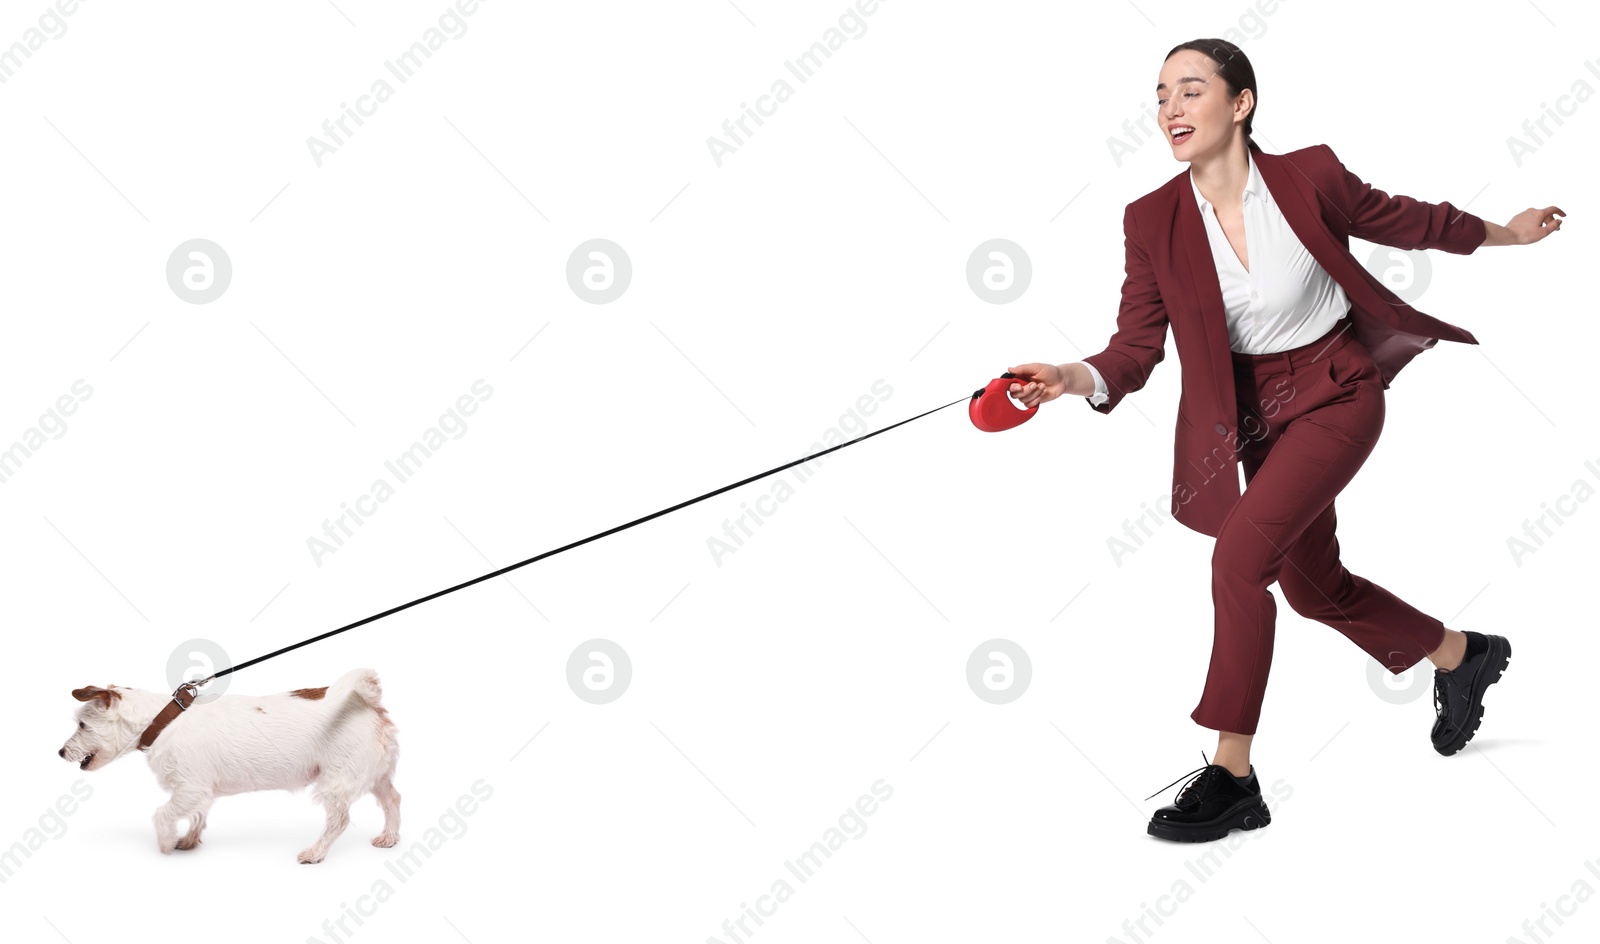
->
[1146,795,1272,843]
[1434,636,1511,756]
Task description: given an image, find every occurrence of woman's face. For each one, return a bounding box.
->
[1156,51,1250,161]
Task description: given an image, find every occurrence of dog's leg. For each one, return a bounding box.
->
[371,776,401,848]
[154,789,209,856]
[175,801,212,851]
[298,792,352,864]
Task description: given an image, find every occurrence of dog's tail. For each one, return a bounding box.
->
[326,667,385,708]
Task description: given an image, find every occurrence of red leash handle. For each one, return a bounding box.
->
[969,373,1038,432]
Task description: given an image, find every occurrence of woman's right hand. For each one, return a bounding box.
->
[1005,362,1067,408]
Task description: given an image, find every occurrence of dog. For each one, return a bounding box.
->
[59,667,401,863]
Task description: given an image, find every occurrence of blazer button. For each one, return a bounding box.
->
[1214,423,1228,435]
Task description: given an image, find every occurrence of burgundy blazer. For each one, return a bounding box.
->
[1082,142,1487,538]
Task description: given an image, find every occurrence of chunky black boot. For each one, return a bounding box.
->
[1145,750,1271,843]
[1432,633,1512,756]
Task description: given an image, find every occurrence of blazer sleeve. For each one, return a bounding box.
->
[1081,202,1168,415]
[1325,144,1487,254]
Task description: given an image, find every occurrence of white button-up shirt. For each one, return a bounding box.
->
[1080,150,1351,406]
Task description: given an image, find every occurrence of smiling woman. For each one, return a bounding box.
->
[1156,39,1260,157]
[1105,1,1283,165]
[1005,33,1563,845]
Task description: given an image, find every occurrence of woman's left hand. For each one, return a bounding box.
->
[1505,205,1565,245]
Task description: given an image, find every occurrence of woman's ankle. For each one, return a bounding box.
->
[1429,628,1467,672]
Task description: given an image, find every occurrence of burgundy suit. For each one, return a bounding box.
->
[1082,142,1488,734]
[1083,142,1486,537]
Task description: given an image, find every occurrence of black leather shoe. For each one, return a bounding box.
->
[1144,751,1271,843]
[1432,633,1512,755]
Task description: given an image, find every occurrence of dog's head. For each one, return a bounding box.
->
[61,685,137,771]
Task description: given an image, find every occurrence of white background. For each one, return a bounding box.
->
[2,1,1593,942]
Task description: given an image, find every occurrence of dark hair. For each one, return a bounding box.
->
[1164,38,1258,151]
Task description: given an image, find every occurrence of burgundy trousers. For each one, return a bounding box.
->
[1190,320,1451,735]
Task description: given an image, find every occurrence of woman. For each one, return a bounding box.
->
[1006,38,1564,843]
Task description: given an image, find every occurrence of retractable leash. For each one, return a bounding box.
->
[141,376,1039,744]
[969,372,1039,432]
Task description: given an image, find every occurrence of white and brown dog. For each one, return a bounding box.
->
[59,667,401,863]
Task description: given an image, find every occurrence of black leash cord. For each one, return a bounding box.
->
[200,392,973,685]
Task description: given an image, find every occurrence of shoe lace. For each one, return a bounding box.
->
[1143,750,1218,803]
[1433,669,1448,720]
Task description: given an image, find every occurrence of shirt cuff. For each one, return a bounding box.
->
[1079,362,1109,406]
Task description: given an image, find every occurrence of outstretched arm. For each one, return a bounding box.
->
[1331,144,1486,254]
[1330,144,1568,252]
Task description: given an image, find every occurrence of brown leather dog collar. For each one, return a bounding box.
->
[138,683,200,751]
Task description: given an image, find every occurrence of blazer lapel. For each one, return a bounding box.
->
[1175,177,1236,414]
[1254,149,1454,379]
[1254,150,1380,314]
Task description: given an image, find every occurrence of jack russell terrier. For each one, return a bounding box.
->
[59,667,401,863]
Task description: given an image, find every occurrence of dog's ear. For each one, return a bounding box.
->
[71,686,121,710]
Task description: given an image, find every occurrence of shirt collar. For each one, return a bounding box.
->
[1190,150,1265,216]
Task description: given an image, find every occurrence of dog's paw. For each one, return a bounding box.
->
[175,835,202,851]
[372,833,399,848]
[297,847,327,864]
